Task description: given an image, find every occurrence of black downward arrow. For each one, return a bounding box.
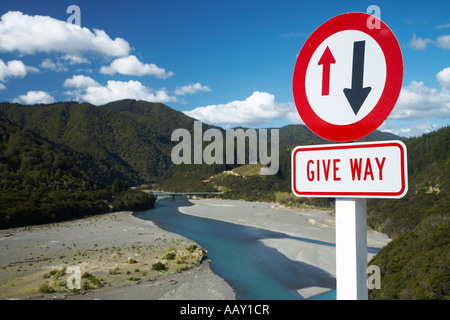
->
[343,41,371,115]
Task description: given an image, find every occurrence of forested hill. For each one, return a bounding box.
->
[0,100,233,184]
[367,126,449,299]
[0,117,111,227]
[0,116,157,228]
[0,100,188,183]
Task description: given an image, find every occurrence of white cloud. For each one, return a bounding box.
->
[63,77,177,105]
[436,23,450,29]
[436,35,450,49]
[382,67,450,138]
[409,33,433,50]
[407,33,450,51]
[175,83,211,96]
[285,108,303,125]
[0,59,38,82]
[63,75,100,88]
[390,80,450,120]
[61,54,89,65]
[388,67,450,125]
[0,83,6,90]
[436,67,450,90]
[76,68,93,74]
[0,59,27,81]
[40,58,68,72]
[12,91,55,104]
[39,55,90,73]
[183,91,296,127]
[380,121,444,138]
[0,11,130,57]
[100,55,173,78]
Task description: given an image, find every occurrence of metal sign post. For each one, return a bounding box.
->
[335,198,368,300]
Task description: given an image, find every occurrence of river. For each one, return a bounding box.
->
[134,197,337,300]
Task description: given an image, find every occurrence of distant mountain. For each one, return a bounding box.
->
[0,100,198,184]
[279,123,404,147]
[0,100,239,184]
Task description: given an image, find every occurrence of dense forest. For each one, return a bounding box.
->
[367,126,449,299]
[0,116,155,229]
[0,99,448,299]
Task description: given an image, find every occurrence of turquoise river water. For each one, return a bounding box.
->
[134,197,337,300]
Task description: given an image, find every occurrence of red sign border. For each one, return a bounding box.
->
[291,141,408,198]
[292,12,403,142]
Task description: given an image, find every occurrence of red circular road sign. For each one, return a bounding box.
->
[293,12,403,142]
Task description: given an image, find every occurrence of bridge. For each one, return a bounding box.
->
[148,191,223,200]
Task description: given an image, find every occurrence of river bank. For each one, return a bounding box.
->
[0,210,235,300]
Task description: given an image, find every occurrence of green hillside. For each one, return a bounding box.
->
[0,118,109,228]
[0,116,155,229]
[0,100,186,183]
[368,126,449,300]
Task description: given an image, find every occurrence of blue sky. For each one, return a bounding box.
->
[0,0,449,137]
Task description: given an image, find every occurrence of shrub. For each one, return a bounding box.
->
[186,244,198,252]
[38,283,55,294]
[163,251,176,260]
[152,262,166,271]
[81,272,104,289]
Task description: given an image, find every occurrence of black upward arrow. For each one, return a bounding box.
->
[343,40,371,115]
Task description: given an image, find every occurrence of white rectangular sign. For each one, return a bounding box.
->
[291,140,408,198]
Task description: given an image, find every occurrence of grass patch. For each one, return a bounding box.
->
[232,163,263,176]
[108,266,120,275]
[126,257,138,264]
[127,277,141,282]
[81,272,105,290]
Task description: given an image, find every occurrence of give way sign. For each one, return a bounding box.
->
[291,140,408,198]
[292,12,403,142]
